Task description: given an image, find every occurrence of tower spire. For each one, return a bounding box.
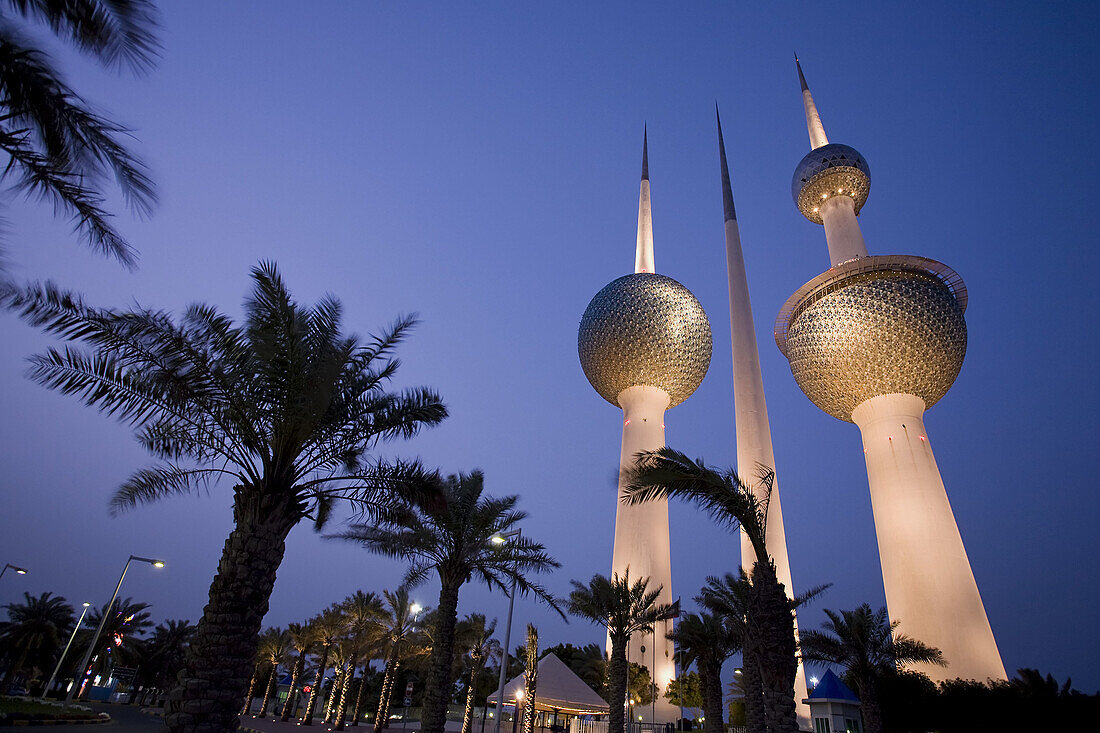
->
[635,126,655,273]
[795,54,830,149]
[716,105,736,222]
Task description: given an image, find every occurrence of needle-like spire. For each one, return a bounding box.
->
[716,104,736,222]
[635,127,654,273]
[795,54,830,149]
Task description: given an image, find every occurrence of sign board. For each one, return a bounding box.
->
[403,696,413,707]
[405,682,414,696]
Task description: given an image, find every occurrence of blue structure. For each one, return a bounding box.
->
[804,670,862,733]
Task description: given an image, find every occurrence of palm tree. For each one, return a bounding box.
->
[666,611,739,732]
[132,619,193,706]
[696,573,762,733]
[334,592,385,730]
[624,448,815,733]
[336,469,561,733]
[303,606,345,726]
[257,628,291,718]
[0,592,74,693]
[799,604,944,733]
[3,262,448,733]
[0,0,158,268]
[79,598,153,694]
[457,614,499,733]
[370,588,424,732]
[567,571,676,733]
[281,622,316,721]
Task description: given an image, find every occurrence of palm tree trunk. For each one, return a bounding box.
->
[460,658,484,733]
[856,679,884,733]
[374,656,399,733]
[282,656,304,722]
[748,561,798,733]
[325,666,344,722]
[351,664,371,727]
[421,579,462,733]
[702,660,725,732]
[259,665,277,717]
[606,636,627,733]
[741,644,764,733]
[241,671,258,716]
[165,501,297,733]
[335,661,356,730]
[303,644,332,725]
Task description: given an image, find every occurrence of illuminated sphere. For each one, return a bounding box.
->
[775,257,967,422]
[579,273,712,408]
[792,143,871,224]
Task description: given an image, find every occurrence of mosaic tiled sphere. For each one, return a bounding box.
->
[579,273,712,408]
[779,267,966,422]
[792,143,871,224]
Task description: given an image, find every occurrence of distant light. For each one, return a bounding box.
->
[491,535,506,545]
[516,690,524,701]
[410,603,422,614]
[153,561,165,568]
[82,602,91,607]
[810,676,819,687]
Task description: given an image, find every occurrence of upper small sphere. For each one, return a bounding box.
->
[792,143,871,224]
[579,273,712,408]
[778,265,966,422]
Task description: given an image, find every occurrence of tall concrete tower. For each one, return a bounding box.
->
[775,59,1006,682]
[715,109,810,728]
[578,132,713,722]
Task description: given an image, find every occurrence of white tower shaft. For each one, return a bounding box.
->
[852,394,1007,682]
[717,113,810,729]
[611,386,678,722]
[820,195,868,267]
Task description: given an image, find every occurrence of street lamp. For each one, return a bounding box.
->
[491,528,521,733]
[65,555,165,705]
[0,562,29,579]
[42,602,92,699]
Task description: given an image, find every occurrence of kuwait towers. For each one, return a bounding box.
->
[715,110,810,726]
[775,59,1006,682]
[578,132,712,722]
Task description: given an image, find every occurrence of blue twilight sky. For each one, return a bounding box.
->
[1,1,1098,692]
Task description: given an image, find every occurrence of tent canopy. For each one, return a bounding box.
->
[488,653,609,715]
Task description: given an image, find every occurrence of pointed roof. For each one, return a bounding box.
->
[488,653,610,715]
[641,125,649,181]
[807,670,859,703]
[715,105,736,222]
[795,55,830,150]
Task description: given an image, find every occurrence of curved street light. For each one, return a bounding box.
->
[65,555,165,705]
[0,562,29,580]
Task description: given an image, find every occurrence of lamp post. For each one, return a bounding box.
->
[42,602,92,699]
[0,563,29,580]
[65,555,165,705]
[491,528,521,733]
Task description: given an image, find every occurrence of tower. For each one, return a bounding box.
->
[578,132,713,721]
[715,109,811,727]
[775,59,1006,682]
